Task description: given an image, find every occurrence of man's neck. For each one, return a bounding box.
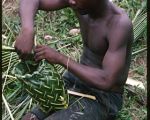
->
[89,0,112,19]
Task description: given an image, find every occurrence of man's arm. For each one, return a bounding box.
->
[15,0,69,59]
[34,17,133,91]
[20,0,69,30]
[61,18,133,90]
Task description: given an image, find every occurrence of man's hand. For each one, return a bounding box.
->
[34,45,62,64]
[14,30,34,60]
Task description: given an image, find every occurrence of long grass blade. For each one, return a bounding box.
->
[2,94,14,120]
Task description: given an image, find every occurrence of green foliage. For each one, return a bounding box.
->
[116,88,147,120]
[58,8,79,28]
[132,0,147,42]
[2,16,20,46]
[35,8,78,37]
[136,66,145,75]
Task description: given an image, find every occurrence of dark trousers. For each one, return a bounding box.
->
[31,71,123,120]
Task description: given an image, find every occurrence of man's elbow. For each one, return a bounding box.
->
[97,76,115,91]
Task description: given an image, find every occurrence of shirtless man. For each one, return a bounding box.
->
[15,0,133,119]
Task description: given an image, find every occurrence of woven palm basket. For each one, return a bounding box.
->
[2,45,69,113]
[12,59,69,113]
[12,60,68,112]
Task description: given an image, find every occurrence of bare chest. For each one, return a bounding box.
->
[79,15,109,55]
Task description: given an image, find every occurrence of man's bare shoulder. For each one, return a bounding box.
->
[107,10,133,47]
[108,2,132,28]
[114,5,132,28]
[109,11,133,35]
[119,14,132,29]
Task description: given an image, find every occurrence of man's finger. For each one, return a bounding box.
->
[35,55,45,62]
[34,51,45,58]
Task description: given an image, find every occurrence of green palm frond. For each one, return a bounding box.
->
[2,45,19,72]
[2,14,20,72]
[3,95,32,120]
[132,0,147,42]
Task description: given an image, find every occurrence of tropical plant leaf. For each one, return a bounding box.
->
[132,0,147,42]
